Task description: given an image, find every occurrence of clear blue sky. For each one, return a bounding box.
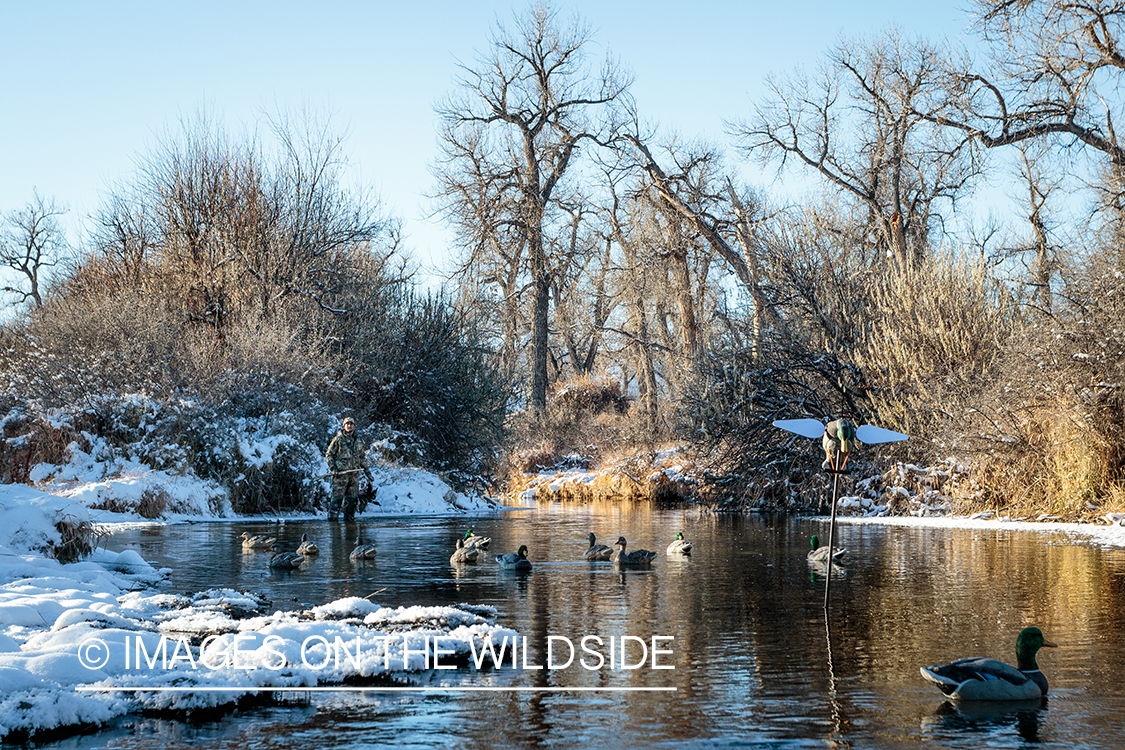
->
[0,1,976,281]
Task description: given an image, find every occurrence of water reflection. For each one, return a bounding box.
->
[924,699,1045,744]
[26,505,1125,749]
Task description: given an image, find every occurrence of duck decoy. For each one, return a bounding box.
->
[296,533,319,556]
[666,531,692,555]
[463,528,491,551]
[450,537,480,564]
[920,626,1058,701]
[584,532,613,561]
[612,537,657,565]
[239,532,277,551]
[268,546,304,570]
[772,418,908,471]
[807,534,846,563]
[496,544,532,571]
[350,539,378,561]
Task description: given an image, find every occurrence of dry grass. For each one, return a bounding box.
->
[91,487,171,519]
[50,513,97,563]
[856,253,1017,441]
[946,404,1123,520]
[507,446,697,506]
[0,414,82,484]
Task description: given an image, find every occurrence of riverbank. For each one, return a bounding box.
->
[511,449,1125,529]
[6,447,1125,742]
[0,483,513,743]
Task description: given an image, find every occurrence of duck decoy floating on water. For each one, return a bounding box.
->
[772,418,908,471]
[612,537,657,565]
[239,532,277,551]
[463,528,491,551]
[296,533,319,556]
[584,532,613,561]
[666,531,692,555]
[807,534,846,563]
[450,537,480,564]
[350,539,378,561]
[268,546,304,570]
[920,626,1058,701]
[496,544,532,571]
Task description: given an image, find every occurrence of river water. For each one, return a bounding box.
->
[21,502,1125,749]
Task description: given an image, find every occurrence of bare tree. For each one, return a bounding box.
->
[936,1,1125,171]
[76,109,392,341]
[0,193,66,308]
[618,127,786,358]
[434,2,630,415]
[733,31,980,268]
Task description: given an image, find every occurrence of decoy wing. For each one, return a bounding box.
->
[774,419,910,444]
[772,419,826,439]
[855,425,909,444]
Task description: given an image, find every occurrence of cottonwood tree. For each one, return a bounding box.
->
[733,31,980,269]
[0,193,66,309]
[547,196,615,379]
[617,126,784,359]
[937,1,1125,177]
[434,3,630,415]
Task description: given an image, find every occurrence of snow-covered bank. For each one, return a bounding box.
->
[11,396,501,522]
[44,458,499,525]
[0,483,516,741]
[828,512,1125,549]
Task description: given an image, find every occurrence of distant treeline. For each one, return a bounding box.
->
[4,2,1125,515]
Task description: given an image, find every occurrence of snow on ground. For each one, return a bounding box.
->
[24,407,501,524]
[36,458,498,525]
[0,483,517,741]
[831,511,1125,548]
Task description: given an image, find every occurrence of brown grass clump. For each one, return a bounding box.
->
[50,513,97,563]
[511,446,561,473]
[947,404,1122,520]
[512,447,697,506]
[91,487,171,519]
[0,414,83,484]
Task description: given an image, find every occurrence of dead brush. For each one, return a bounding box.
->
[50,512,96,563]
[953,405,1117,520]
[0,416,83,483]
[511,445,560,473]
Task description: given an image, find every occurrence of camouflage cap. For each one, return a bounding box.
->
[342,417,356,427]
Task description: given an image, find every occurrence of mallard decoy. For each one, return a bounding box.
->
[268,546,304,570]
[772,418,908,471]
[584,532,613,561]
[350,539,378,561]
[612,537,657,565]
[496,544,532,571]
[821,418,856,471]
[807,534,846,562]
[239,532,277,550]
[463,529,491,551]
[450,537,480,564]
[666,531,692,555]
[296,533,319,556]
[920,626,1058,701]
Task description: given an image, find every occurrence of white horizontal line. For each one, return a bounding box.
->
[76,686,675,693]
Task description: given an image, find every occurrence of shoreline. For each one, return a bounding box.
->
[817,512,1125,549]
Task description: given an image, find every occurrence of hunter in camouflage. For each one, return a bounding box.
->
[325,417,373,521]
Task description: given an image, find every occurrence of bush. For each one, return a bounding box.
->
[345,292,511,473]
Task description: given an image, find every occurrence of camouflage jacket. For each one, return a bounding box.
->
[326,431,366,474]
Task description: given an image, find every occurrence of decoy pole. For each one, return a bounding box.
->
[823,456,844,608]
[770,418,907,608]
